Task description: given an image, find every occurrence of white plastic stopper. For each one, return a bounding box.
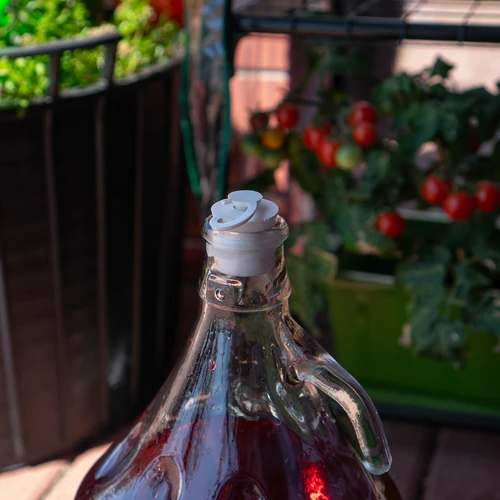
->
[210,191,263,230]
[206,190,282,276]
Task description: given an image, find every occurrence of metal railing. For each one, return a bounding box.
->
[232,0,500,44]
[0,30,121,101]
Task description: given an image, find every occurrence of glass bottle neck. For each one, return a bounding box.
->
[196,226,392,477]
[198,245,291,312]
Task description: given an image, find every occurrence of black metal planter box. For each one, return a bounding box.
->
[0,34,184,468]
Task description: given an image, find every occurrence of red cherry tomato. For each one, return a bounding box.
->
[250,112,269,131]
[443,192,476,221]
[276,103,299,129]
[150,0,183,25]
[420,175,451,205]
[303,126,323,152]
[303,124,332,152]
[352,121,377,148]
[376,212,406,238]
[348,101,378,126]
[317,138,340,168]
[476,181,500,213]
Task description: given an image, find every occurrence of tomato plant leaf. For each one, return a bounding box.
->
[313,47,370,77]
[410,102,440,144]
[243,169,276,193]
[476,96,500,143]
[357,149,405,204]
[438,111,461,145]
[406,287,466,366]
[318,170,350,220]
[467,141,500,182]
[397,246,451,290]
[335,203,397,257]
[287,254,324,336]
[442,212,497,254]
[286,220,335,253]
[304,246,338,286]
[290,159,323,199]
[453,263,489,301]
[463,290,500,340]
[430,57,454,78]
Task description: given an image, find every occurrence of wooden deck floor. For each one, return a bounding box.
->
[384,419,500,500]
[1,418,499,499]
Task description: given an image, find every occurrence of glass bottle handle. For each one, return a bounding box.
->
[286,321,392,475]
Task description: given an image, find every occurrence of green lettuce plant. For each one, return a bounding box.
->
[0,0,181,109]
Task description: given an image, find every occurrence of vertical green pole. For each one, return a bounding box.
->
[181,0,232,217]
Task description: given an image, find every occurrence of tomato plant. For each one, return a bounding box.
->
[348,101,378,126]
[420,175,451,205]
[476,181,500,213]
[376,212,406,238]
[261,128,286,151]
[443,192,476,221]
[317,138,340,168]
[352,122,377,148]
[276,103,299,129]
[335,143,363,170]
[242,56,500,366]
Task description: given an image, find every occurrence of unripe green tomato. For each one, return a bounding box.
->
[335,143,363,170]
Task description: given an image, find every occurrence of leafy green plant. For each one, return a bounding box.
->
[242,56,500,366]
[0,0,181,109]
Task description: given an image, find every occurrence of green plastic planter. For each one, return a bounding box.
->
[327,272,500,423]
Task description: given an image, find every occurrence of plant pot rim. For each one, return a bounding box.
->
[0,28,184,114]
[0,29,122,59]
[400,206,500,229]
[0,52,184,120]
[336,270,396,286]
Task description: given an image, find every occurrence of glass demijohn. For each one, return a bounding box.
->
[75,190,400,500]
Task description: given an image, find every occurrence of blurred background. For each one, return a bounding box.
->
[1,0,500,498]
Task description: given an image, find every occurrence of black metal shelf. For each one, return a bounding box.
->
[232,0,500,44]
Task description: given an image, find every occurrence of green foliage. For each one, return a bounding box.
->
[243,169,276,193]
[311,45,371,79]
[464,290,500,341]
[398,246,451,290]
[0,0,181,109]
[355,149,405,204]
[113,0,179,79]
[287,220,338,335]
[430,57,454,78]
[397,242,500,365]
[335,203,397,257]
